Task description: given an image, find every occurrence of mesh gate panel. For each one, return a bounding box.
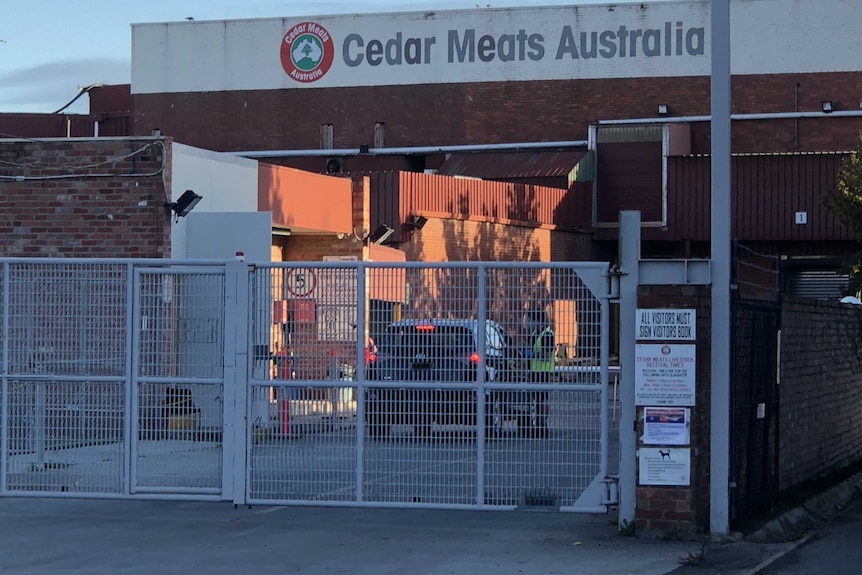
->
[2,263,128,495]
[247,263,609,509]
[133,270,225,493]
[5,380,125,494]
[6,263,127,376]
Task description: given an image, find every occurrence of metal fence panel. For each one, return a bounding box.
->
[132,269,226,495]
[2,262,128,495]
[248,381,358,502]
[5,263,128,376]
[5,379,125,494]
[246,262,612,511]
[1,261,229,499]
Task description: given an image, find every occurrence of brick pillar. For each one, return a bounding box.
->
[635,285,712,535]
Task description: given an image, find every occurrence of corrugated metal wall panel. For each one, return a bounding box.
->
[666,155,709,240]
[596,125,663,143]
[96,115,132,137]
[0,114,99,138]
[596,141,663,224]
[435,151,586,182]
[786,269,849,300]
[369,172,402,243]
[667,153,853,242]
[394,172,590,233]
[0,114,71,138]
[0,113,131,139]
[495,176,570,189]
[561,181,594,229]
[68,117,94,137]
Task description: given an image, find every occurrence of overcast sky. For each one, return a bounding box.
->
[0,0,660,115]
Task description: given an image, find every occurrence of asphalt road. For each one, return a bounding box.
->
[0,497,698,575]
[759,498,862,575]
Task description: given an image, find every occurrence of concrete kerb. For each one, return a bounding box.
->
[744,470,862,544]
[728,471,862,575]
[664,470,862,575]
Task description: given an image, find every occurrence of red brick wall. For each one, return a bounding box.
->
[779,297,862,491]
[0,137,171,258]
[282,235,362,262]
[133,72,862,155]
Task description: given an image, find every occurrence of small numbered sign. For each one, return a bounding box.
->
[285,268,317,297]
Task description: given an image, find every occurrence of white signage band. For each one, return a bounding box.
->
[132,0,862,94]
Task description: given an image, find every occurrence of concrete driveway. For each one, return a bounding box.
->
[0,497,696,575]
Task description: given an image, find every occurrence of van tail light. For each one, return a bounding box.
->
[470,352,481,364]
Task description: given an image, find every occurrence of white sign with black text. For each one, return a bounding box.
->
[635,344,696,406]
[636,308,696,341]
[638,447,691,486]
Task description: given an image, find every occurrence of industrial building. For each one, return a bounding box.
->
[2,0,862,535]
[127,0,860,295]
[2,0,861,298]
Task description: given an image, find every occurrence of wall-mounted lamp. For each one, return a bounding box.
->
[272,228,292,237]
[406,215,428,230]
[657,104,669,116]
[368,224,394,245]
[166,189,202,218]
[822,100,834,114]
[325,157,344,174]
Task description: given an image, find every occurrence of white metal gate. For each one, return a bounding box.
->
[245,262,617,512]
[131,266,226,496]
[1,259,616,511]
[0,260,228,500]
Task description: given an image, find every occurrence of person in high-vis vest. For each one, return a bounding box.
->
[521,308,555,438]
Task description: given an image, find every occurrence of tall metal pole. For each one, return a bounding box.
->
[618,210,640,529]
[710,0,732,536]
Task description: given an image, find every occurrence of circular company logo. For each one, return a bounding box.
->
[280,22,334,83]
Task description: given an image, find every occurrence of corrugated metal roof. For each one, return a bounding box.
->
[436,151,587,180]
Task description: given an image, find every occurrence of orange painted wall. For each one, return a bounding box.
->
[258,164,352,233]
[402,218,593,263]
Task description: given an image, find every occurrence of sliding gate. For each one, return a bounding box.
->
[1,259,616,511]
[245,262,617,511]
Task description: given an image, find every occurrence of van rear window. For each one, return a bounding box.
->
[380,326,473,358]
